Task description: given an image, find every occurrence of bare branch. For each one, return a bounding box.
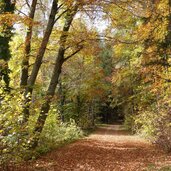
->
[25,0,31,9]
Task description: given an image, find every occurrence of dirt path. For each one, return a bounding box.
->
[31,125,171,171]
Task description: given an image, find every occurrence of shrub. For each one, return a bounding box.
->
[0,90,84,165]
[0,89,25,165]
[134,104,171,152]
[124,114,135,132]
[37,113,83,154]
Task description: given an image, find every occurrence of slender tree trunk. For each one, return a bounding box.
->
[167,0,171,44]
[58,79,65,122]
[31,5,79,148]
[20,0,38,88]
[27,0,58,89]
[21,0,37,124]
[90,102,95,128]
[76,95,81,117]
[22,0,58,124]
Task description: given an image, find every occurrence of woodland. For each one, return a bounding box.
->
[0,0,171,170]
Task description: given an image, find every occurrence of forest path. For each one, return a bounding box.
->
[32,125,171,171]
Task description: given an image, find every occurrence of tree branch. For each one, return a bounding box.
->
[63,46,83,62]
[54,9,68,24]
[25,0,31,9]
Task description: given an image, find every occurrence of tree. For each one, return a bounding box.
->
[31,3,80,148]
[22,0,59,124]
[20,0,38,88]
[0,0,15,91]
[108,0,171,150]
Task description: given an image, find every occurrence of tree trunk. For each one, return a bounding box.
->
[22,0,58,124]
[167,0,171,44]
[21,0,37,125]
[58,79,65,122]
[31,5,79,148]
[27,0,58,89]
[20,0,38,88]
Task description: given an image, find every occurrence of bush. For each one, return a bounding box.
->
[124,114,135,132]
[134,104,171,152]
[154,110,171,152]
[134,110,157,139]
[0,90,84,165]
[0,89,26,165]
[36,110,83,155]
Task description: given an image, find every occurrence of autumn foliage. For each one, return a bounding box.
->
[0,0,171,168]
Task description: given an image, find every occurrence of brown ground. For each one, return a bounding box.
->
[28,125,171,171]
[26,125,171,171]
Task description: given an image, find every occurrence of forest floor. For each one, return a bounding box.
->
[26,125,171,171]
